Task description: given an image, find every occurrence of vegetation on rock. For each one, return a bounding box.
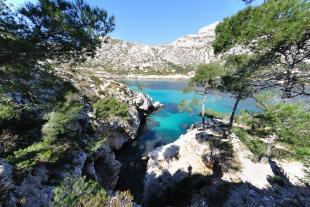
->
[235,102,310,162]
[93,97,129,120]
[53,176,135,207]
[0,99,21,125]
[52,176,107,207]
[5,96,83,170]
[42,96,83,142]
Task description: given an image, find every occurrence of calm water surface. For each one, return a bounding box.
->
[116,79,261,201]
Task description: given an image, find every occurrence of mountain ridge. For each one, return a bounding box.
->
[87,22,221,74]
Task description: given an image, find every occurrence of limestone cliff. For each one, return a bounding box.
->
[0,66,160,207]
[85,22,220,74]
[144,127,310,207]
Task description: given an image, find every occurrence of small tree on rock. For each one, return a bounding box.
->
[189,63,225,128]
[219,55,255,133]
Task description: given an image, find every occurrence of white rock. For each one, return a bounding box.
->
[144,129,214,202]
[88,22,221,72]
[153,101,164,109]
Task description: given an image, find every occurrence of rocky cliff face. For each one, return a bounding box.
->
[144,126,310,207]
[0,66,160,207]
[86,22,219,73]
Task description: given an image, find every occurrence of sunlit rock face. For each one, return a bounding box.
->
[143,127,310,207]
[88,22,220,73]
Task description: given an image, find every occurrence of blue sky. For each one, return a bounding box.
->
[8,0,263,45]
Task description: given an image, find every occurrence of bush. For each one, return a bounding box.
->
[90,75,102,85]
[5,97,83,170]
[5,141,68,170]
[263,103,310,148]
[0,130,20,157]
[76,192,108,207]
[85,136,107,152]
[93,97,129,120]
[233,128,267,161]
[42,99,83,142]
[0,100,20,125]
[235,103,310,162]
[52,176,107,207]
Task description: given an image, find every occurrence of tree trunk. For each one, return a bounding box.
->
[282,66,294,99]
[201,92,207,129]
[228,95,241,132]
[266,134,276,158]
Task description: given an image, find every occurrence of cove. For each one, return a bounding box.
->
[115,79,261,201]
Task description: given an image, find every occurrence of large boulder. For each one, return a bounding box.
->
[144,129,220,204]
[84,144,121,190]
[133,92,154,113]
[0,159,14,207]
[144,128,310,207]
[8,166,52,207]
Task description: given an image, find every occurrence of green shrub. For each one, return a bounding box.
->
[5,97,83,170]
[294,147,310,161]
[93,97,129,120]
[233,128,267,161]
[235,103,310,162]
[205,108,229,119]
[5,141,68,170]
[236,110,255,126]
[52,176,107,207]
[0,130,20,157]
[90,75,102,85]
[42,99,83,142]
[76,192,108,207]
[85,136,107,152]
[263,103,310,148]
[0,100,20,125]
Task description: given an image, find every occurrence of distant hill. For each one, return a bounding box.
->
[86,22,220,74]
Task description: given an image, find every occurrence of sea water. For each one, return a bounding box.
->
[116,79,261,200]
[125,79,260,149]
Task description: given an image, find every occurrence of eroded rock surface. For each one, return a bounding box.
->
[1,69,159,206]
[144,127,310,207]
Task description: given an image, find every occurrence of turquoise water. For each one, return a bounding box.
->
[126,79,260,147]
[116,79,261,200]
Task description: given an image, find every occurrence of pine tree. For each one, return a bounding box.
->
[213,0,310,99]
[0,0,115,66]
[219,55,254,132]
[189,63,225,128]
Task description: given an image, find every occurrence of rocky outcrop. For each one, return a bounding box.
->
[83,144,121,189]
[8,166,53,207]
[144,127,310,207]
[1,67,160,206]
[56,67,161,150]
[143,128,237,205]
[2,145,120,206]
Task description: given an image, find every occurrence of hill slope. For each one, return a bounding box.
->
[87,22,219,74]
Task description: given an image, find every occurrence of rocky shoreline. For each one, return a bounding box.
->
[74,67,195,80]
[143,125,310,206]
[1,67,308,207]
[114,73,194,80]
[0,67,162,206]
